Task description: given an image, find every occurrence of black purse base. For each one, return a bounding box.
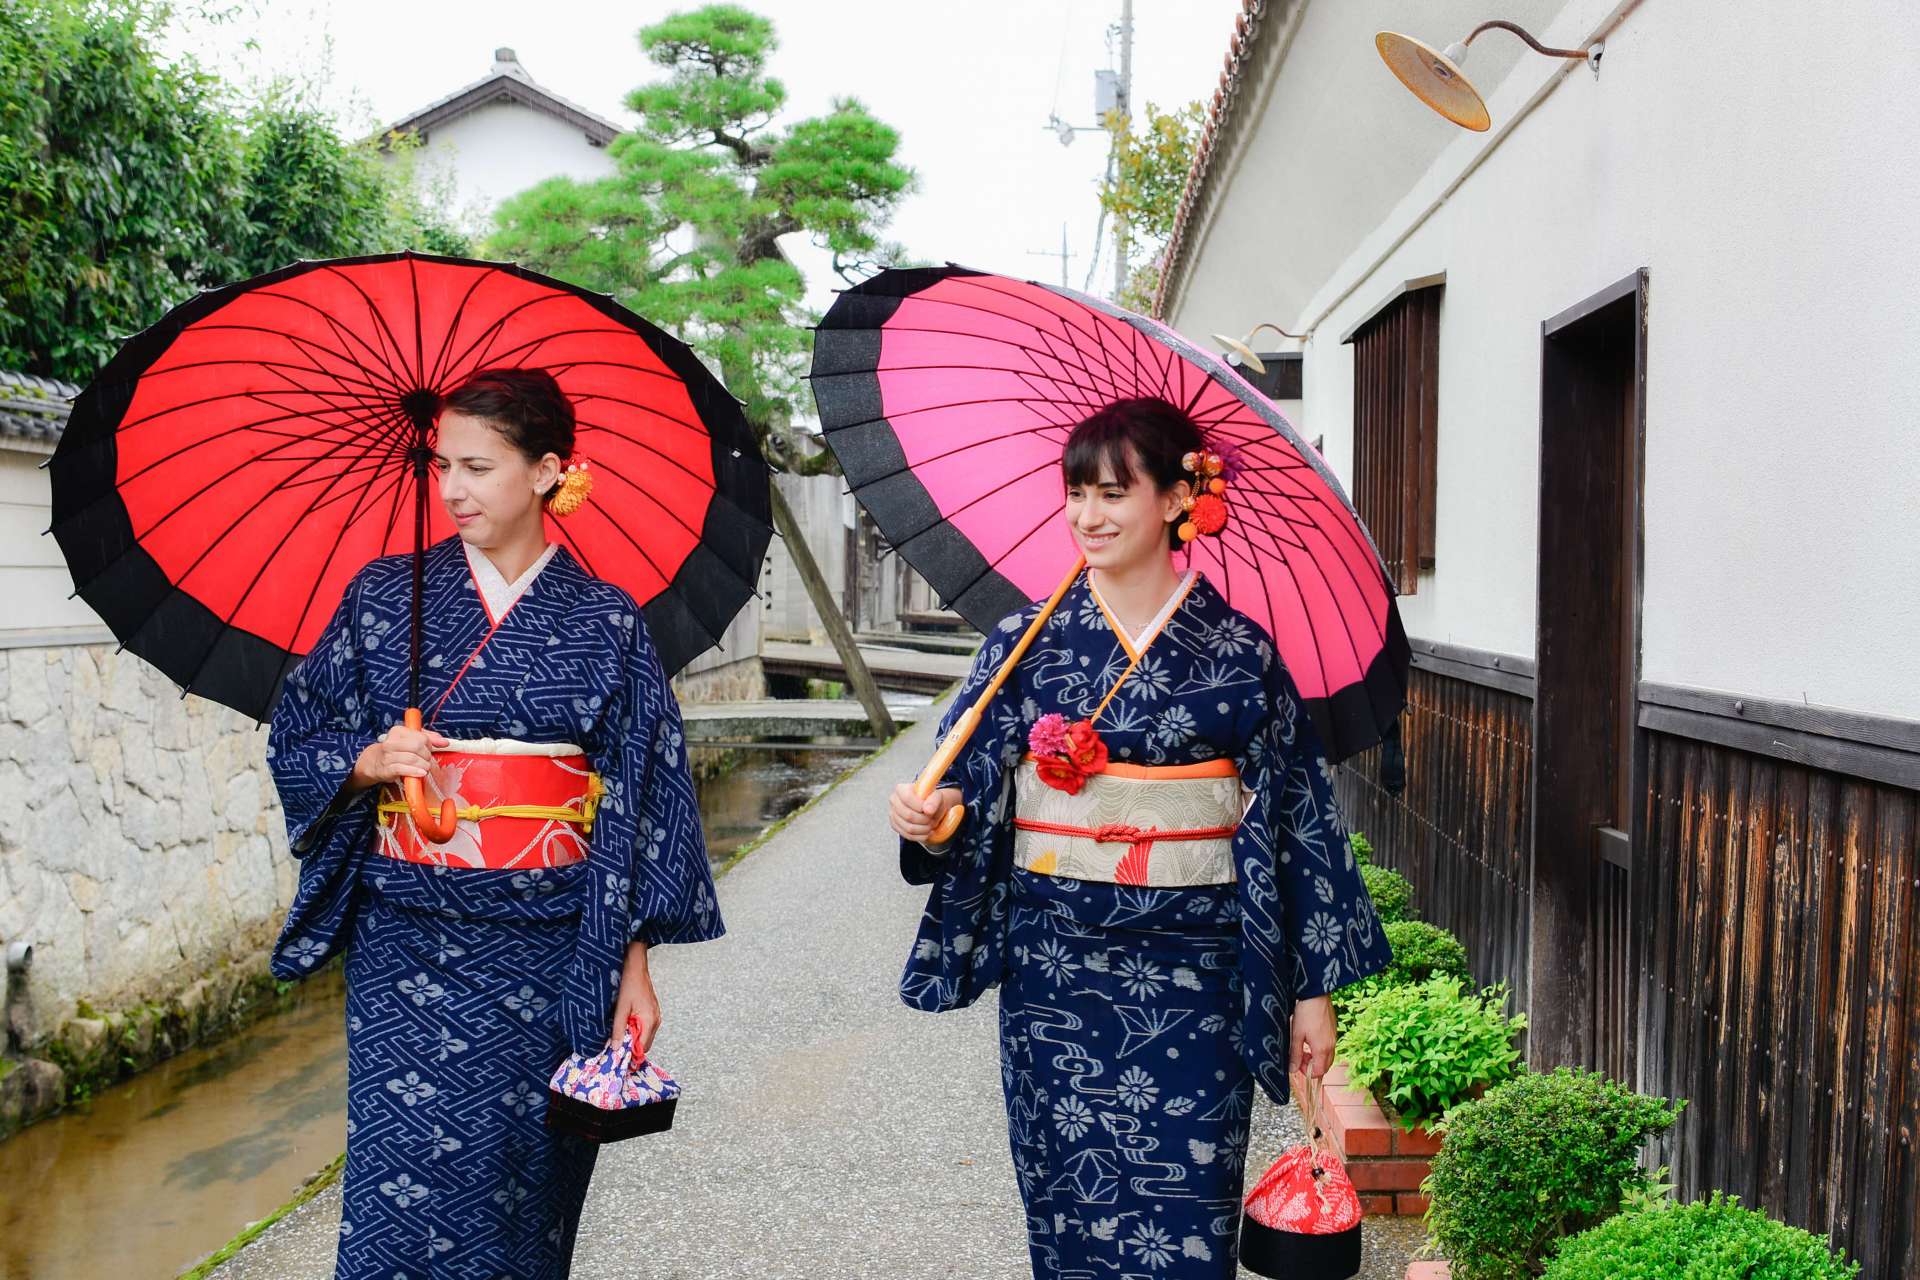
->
[1238,1215,1362,1280]
[544,1090,677,1143]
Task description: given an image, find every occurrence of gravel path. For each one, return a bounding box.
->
[209,703,1426,1279]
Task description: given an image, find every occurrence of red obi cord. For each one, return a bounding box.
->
[1011,817,1239,886]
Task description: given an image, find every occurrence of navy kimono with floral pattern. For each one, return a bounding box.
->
[267,536,721,1279]
[899,570,1388,1276]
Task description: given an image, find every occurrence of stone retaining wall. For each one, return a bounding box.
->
[0,642,296,1135]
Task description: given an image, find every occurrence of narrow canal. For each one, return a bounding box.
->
[0,744,873,1280]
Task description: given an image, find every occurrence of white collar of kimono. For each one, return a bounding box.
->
[1088,567,1198,657]
[463,540,558,623]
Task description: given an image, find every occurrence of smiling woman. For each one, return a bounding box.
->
[884,395,1393,1279]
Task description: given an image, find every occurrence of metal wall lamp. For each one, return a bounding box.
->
[1212,322,1306,375]
[1376,20,1603,131]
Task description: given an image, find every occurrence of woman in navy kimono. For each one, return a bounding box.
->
[268,368,722,1279]
[889,397,1390,1277]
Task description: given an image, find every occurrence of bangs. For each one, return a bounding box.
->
[1061,420,1140,489]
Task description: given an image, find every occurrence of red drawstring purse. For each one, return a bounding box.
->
[1240,1076,1364,1278]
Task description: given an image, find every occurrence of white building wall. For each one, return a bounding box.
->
[1172,0,1920,720]
[1,451,105,637]
[395,101,618,230]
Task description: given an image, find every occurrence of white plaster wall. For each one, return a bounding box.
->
[764,473,851,643]
[1173,0,1920,720]
[398,101,617,230]
[0,451,102,635]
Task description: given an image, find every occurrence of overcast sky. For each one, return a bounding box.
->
[172,0,1244,314]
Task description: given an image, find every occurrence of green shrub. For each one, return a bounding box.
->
[1349,830,1374,866]
[1337,975,1522,1126]
[1333,920,1472,1020]
[1541,1192,1858,1280]
[1426,1068,1684,1280]
[1360,863,1414,922]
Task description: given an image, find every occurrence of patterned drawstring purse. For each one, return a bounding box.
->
[545,1014,679,1143]
[1239,1076,1364,1278]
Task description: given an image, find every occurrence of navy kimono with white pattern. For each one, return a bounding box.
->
[899,571,1389,1276]
[267,536,722,1278]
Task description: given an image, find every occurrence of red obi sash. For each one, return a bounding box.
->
[377,739,601,870]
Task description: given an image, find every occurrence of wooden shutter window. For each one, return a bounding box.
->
[1350,284,1441,594]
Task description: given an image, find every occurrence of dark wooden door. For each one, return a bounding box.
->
[1529,271,1647,1078]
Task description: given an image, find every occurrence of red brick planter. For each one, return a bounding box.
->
[1291,1059,1443,1216]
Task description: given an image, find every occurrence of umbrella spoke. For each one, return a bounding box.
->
[435,291,603,385]
[310,267,424,392]
[422,263,499,392]
[244,286,419,398]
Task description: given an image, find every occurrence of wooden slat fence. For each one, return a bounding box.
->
[1334,666,1533,1007]
[1639,731,1917,1278]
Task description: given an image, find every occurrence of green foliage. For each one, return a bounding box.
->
[1097,99,1203,312]
[1426,1068,1685,1280]
[1349,830,1374,866]
[0,0,471,382]
[1333,919,1471,1020]
[1541,1193,1858,1280]
[1337,975,1523,1125]
[0,0,245,379]
[1360,862,1414,923]
[234,107,470,277]
[487,3,914,451]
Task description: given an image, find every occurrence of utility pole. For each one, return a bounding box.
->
[1113,0,1133,299]
[1027,223,1071,288]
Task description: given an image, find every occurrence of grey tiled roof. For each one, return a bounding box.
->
[383,55,624,148]
[0,371,78,447]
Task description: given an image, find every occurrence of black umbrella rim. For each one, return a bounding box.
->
[49,251,771,720]
[808,263,1406,762]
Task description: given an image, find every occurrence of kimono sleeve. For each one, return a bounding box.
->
[898,621,1027,886]
[598,611,724,948]
[1239,656,1392,1001]
[267,572,379,854]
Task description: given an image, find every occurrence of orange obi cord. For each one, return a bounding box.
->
[376,738,601,870]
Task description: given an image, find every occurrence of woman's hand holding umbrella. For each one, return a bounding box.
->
[348,718,450,793]
[888,783,964,847]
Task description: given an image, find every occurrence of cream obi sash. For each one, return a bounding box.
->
[1012,756,1245,887]
[377,738,601,870]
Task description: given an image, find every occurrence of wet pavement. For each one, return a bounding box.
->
[205,706,1430,1279]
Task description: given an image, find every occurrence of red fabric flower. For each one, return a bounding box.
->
[1034,754,1092,794]
[1033,718,1108,794]
[1063,719,1108,771]
[1189,493,1228,536]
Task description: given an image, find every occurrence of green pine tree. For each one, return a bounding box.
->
[488,4,917,731]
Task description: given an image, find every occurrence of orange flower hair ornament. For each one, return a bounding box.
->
[548,460,594,516]
[1177,447,1232,542]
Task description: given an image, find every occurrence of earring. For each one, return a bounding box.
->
[549,461,593,516]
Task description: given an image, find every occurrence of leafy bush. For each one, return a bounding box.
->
[1337,975,1523,1126]
[1333,920,1472,1020]
[1359,863,1414,923]
[1542,1192,1859,1280]
[1349,830,1374,866]
[1426,1068,1684,1280]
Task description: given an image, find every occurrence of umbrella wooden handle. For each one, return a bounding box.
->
[907,557,1086,853]
[401,707,459,843]
[913,706,981,847]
